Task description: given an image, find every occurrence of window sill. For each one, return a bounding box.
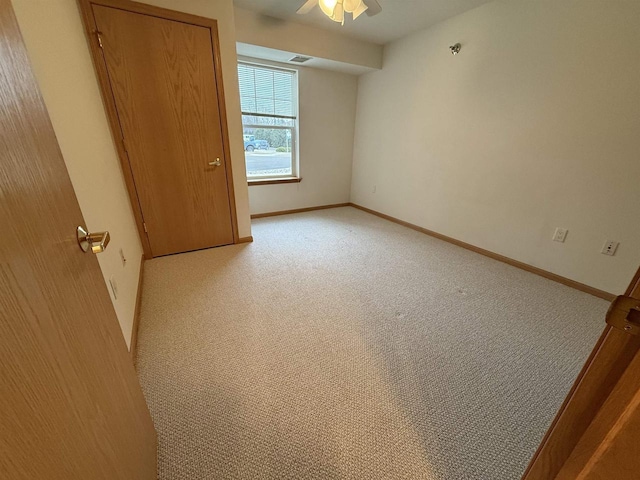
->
[247,177,302,186]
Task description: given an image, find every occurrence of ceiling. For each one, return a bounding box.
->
[233,0,493,45]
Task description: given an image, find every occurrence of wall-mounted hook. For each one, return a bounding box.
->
[450,43,461,55]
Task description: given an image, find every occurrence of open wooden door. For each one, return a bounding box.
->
[0,0,156,478]
[524,268,640,479]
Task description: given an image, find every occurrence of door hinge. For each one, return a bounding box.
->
[143,222,148,233]
[606,296,640,335]
[95,31,104,49]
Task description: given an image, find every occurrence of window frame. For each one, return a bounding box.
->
[237,60,300,182]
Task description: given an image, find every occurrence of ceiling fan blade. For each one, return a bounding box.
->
[296,0,317,15]
[352,1,368,19]
[363,0,382,16]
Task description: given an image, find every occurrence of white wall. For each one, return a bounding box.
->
[244,58,357,215]
[13,0,252,347]
[351,0,640,295]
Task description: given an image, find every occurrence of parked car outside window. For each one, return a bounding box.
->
[255,140,269,150]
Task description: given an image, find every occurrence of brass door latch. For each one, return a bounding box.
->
[606,296,640,335]
[77,226,110,254]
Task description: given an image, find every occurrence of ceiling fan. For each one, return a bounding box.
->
[297,0,382,24]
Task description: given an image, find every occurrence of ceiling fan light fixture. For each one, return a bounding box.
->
[352,1,368,19]
[298,0,380,23]
[331,2,345,24]
[319,0,338,16]
[343,0,362,13]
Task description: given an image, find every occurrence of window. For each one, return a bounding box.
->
[238,62,298,180]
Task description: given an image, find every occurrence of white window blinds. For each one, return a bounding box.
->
[238,63,296,118]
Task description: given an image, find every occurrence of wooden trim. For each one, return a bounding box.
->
[625,265,640,298]
[349,203,615,301]
[251,203,350,219]
[208,18,240,244]
[129,254,145,363]
[79,0,220,27]
[524,265,640,479]
[523,326,640,479]
[77,0,239,254]
[554,341,640,478]
[237,236,254,244]
[248,177,302,187]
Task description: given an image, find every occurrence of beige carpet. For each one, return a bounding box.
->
[136,206,608,480]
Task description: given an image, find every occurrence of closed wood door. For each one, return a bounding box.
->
[92,4,235,257]
[0,1,156,478]
[524,269,640,479]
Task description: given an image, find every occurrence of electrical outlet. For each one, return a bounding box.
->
[553,228,568,243]
[109,275,118,300]
[601,240,619,256]
[119,248,127,267]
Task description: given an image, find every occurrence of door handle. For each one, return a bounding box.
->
[208,158,221,167]
[77,226,110,254]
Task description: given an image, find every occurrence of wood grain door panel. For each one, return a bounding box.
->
[93,5,234,256]
[0,0,156,477]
